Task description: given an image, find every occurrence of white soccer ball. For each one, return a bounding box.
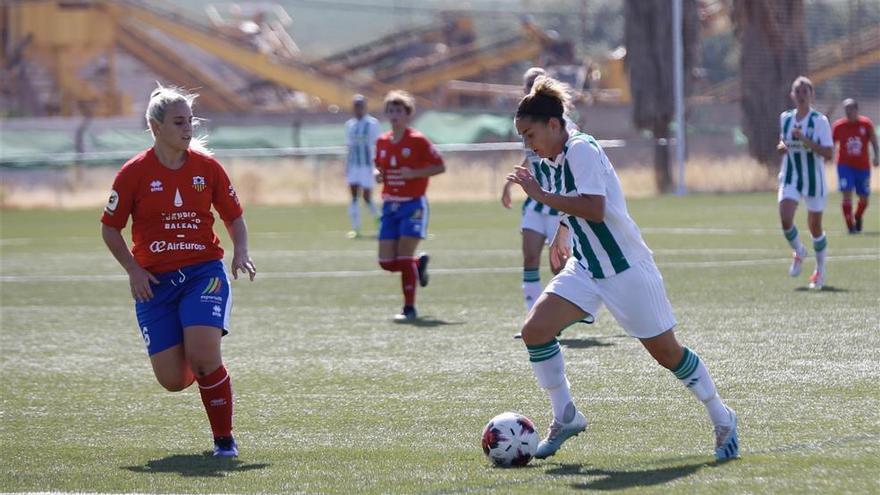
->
[481,412,539,467]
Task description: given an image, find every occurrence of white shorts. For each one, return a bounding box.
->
[544,257,676,339]
[778,184,826,212]
[347,165,375,189]
[521,209,561,242]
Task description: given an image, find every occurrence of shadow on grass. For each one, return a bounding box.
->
[545,460,717,490]
[558,337,615,350]
[122,452,269,478]
[394,317,464,328]
[793,285,848,292]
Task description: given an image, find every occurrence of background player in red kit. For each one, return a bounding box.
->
[832,98,878,233]
[101,86,256,457]
[374,90,445,321]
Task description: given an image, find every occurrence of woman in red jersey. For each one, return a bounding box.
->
[101,86,255,457]
[374,90,445,321]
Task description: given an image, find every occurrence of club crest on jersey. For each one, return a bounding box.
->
[402,148,411,158]
[150,180,163,192]
[105,190,119,214]
[192,176,206,192]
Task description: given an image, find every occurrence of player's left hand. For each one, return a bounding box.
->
[231,251,256,281]
[399,167,416,179]
[506,166,542,198]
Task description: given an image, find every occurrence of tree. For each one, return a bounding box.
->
[732,0,807,169]
[624,0,699,193]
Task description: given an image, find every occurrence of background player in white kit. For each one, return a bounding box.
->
[775,76,833,289]
[506,76,739,462]
[501,67,585,316]
[345,94,382,238]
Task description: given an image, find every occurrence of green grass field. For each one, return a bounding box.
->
[1,193,878,494]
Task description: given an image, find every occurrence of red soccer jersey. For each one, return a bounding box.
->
[100,148,243,273]
[374,128,443,200]
[832,116,876,170]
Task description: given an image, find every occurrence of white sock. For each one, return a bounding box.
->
[813,233,827,272]
[783,226,806,255]
[348,200,361,231]
[366,199,378,218]
[523,285,542,312]
[527,340,574,422]
[672,347,731,427]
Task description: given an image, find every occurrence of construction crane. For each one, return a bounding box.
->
[698,24,880,102]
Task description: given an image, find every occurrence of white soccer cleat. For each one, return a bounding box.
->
[808,270,824,290]
[789,247,807,277]
[714,407,739,461]
[534,409,588,459]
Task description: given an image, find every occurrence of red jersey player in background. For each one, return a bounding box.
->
[374,90,445,321]
[832,98,878,233]
[101,86,256,457]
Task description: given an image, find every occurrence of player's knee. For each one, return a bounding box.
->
[379,259,397,272]
[186,352,222,378]
[520,319,553,346]
[157,374,193,392]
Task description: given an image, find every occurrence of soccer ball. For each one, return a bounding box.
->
[481,412,539,467]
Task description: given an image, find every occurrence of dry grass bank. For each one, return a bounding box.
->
[1,153,877,209]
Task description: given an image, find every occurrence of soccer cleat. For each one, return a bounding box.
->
[417,253,430,287]
[788,247,807,277]
[855,216,863,233]
[535,409,587,459]
[213,436,238,457]
[346,230,360,239]
[714,407,739,461]
[848,226,859,234]
[393,305,417,322]
[808,270,824,290]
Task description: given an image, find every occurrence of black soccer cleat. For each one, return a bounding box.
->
[417,253,430,287]
[394,305,418,322]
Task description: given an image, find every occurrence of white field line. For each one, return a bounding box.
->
[2,247,877,258]
[0,254,877,283]
[0,226,866,246]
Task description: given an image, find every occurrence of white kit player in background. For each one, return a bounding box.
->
[502,67,588,326]
[345,94,382,238]
[507,75,739,462]
[775,76,833,289]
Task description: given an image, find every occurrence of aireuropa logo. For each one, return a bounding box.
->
[149,240,207,253]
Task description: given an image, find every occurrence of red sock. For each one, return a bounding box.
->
[398,256,418,306]
[379,259,400,272]
[855,197,868,220]
[842,200,854,229]
[197,365,233,438]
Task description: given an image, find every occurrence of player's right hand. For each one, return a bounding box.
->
[127,266,159,303]
[549,227,572,274]
[501,187,512,209]
[776,141,788,155]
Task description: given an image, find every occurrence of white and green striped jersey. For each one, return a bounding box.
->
[522,115,578,217]
[779,108,832,197]
[546,132,652,279]
[346,115,381,169]
[523,148,560,216]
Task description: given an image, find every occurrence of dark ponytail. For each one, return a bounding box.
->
[515,76,570,124]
